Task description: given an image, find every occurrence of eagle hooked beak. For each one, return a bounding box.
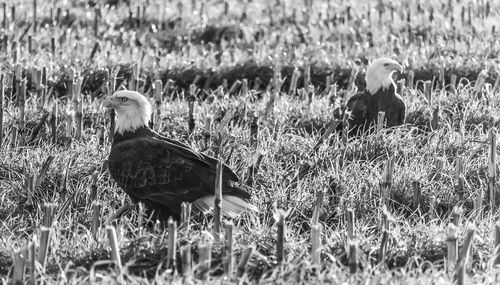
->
[391,63,403,73]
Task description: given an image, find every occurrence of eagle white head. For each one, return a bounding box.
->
[102,90,152,134]
[365,58,403,95]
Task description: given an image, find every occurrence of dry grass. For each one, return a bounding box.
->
[1,86,500,284]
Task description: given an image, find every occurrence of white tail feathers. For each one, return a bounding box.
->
[192,195,259,219]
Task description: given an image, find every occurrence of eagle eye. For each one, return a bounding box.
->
[383,63,390,67]
[119,97,129,102]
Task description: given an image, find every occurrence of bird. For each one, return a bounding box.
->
[342,58,405,136]
[102,90,258,221]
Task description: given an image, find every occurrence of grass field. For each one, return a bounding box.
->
[1,0,500,284]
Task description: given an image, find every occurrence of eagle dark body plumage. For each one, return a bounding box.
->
[346,84,406,135]
[108,126,251,219]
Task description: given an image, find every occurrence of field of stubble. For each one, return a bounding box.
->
[1,0,500,284]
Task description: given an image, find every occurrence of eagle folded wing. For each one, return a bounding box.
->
[108,136,245,206]
[345,92,370,134]
[346,94,368,122]
[153,133,240,181]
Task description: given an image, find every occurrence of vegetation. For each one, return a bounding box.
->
[1,0,500,284]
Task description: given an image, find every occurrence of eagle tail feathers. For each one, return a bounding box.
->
[192,194,258,219]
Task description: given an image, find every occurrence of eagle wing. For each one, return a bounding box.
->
[153,133,240,182]
[108,136,246,215]
[345,92,371,134]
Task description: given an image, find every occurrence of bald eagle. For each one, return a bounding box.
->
[344,58,405,136]
[102,90,257,220]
